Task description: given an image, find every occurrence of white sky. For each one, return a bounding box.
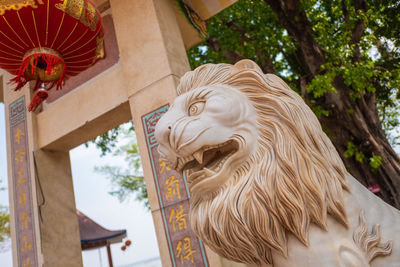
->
[0,103,160,267]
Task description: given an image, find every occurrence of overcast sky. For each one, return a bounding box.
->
[0,103,160,266]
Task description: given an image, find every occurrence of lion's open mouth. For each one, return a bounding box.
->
[176,140,238,184]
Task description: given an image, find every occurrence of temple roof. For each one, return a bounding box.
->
[77,210,127,250]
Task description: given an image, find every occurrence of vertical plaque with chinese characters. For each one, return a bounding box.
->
[9,97,38,267]
[142,105,209,267]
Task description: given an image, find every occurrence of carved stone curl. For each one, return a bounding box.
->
[353,210,392,263]
[155,60,399,266]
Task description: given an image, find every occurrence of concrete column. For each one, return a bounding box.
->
[130,76,189,266]
[4,74,44,267]
[110,0,225,266]
[34,149,83,267]
[3,72,82,267]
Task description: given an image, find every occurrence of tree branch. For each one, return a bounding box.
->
[263,0,325,77]
[255,49,275,74]
[223,20,277,73]
[351,0,368,62]
[341,0,349,24]
[224,20,256,43]
[205,37,245,64]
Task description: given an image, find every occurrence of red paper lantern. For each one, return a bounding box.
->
[0,0,104,111]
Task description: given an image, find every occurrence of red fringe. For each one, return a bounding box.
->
[57,64,66,90]
[11,53,66,91]
[28,88,49,112]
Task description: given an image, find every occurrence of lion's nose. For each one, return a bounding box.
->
[155,120,172,148]
[155,114,179,169]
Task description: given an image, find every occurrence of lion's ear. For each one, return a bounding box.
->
[234,59,263,73]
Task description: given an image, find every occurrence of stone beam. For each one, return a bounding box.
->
[183,0,238,20]
[35,65,130,151]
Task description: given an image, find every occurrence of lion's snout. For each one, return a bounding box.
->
[155,111,178,170]
[155,115,171,148]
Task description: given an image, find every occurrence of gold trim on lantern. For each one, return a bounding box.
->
[22,47,65,82]
[50,12,65,49]
[0,0,44,15]
[23,47,63,61]
[64,58,92,64]
[63,46,96,60]
[0,56,20,61]
[68,63,94,69]
[16,10,36,47]
[63,26,101,56]
[56,0,100,31]
[24,60,65,81]
[55,0,84,21]
[0,39,23,54]
[2,16,29,48]
[56,22,78,50]
[60,28,88,52]
[95,36,104,60]
[32,10,41,48]
[45,0,49,45]
[0,29,25,50]
[0,48,21,58]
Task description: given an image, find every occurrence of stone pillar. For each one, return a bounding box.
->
[3,72,82,267]
[110,0,225,265]
[34,149,83,267]
[4,75,43,267]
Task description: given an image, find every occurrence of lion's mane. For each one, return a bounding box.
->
[177,60,349,265]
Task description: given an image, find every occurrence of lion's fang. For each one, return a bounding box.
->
[193,151,203,164]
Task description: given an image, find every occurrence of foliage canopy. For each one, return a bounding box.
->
[94,125,149,209]
[95,0,400,208]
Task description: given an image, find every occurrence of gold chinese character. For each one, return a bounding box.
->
[21,235,32,252]
[17,167,27,186]
[19,188,27,207]
[21,211,29,230]
[169,205,187,232]
[14,149,26,164]
[159,158,170,174]
[14,128,25,145]
[23,257,32,267]
[165,176,181,201]
[176,237,196,264]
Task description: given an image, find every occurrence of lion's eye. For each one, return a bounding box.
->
[188,101,205,116]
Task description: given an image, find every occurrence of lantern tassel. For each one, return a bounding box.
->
[28,84,48,112]
[11,53,66,92]
[43,54,57,75]
[10,55,32,90]
[42,53,66,90]
[57,65,66,90]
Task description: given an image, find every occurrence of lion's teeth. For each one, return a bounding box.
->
[193,151,203,164]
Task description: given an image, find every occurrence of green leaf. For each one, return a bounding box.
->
[344,141,356,158]
[355,151,366,163]
[369,155,383,171]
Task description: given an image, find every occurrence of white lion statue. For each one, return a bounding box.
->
[154,60,399,266]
